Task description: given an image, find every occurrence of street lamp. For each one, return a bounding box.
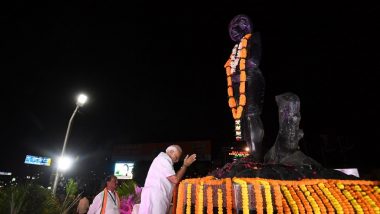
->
[52,93,88,195]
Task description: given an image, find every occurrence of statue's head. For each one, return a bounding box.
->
[228,14,253,42]
[276,92,301,127]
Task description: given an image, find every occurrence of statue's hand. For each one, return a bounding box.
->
[183,154,197,167]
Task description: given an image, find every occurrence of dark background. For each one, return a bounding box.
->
[1,2,379,179]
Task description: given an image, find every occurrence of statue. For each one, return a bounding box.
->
[264,92,321,167]
[225,14,265,161]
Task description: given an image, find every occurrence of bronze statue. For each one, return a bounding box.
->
[225,14,265,161]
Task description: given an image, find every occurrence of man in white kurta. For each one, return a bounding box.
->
[88,175,120,214]
[138,145,196,214]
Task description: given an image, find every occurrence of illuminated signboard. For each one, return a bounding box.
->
[24,155,51,166]
[114,162,134,179]
[228,150,250,158]
[0,172,12,176]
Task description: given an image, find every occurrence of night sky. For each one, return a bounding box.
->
[1,2,379,176]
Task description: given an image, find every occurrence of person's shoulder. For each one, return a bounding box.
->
[94,190,105,198]
[156,152,168,160]
[158,152,172,161]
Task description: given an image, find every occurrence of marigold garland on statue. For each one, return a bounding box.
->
[224,33,252,141]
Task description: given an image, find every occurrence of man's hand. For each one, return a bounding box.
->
[183,154,197,167]
[169,154,197,184]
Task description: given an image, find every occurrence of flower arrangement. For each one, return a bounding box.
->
[175,177,380,214]
[117,180,142,214]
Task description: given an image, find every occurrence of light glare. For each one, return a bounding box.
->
[76,94,88,106]
[57,156,73,171]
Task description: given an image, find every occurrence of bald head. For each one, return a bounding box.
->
[166,145,182,153]
[166,145,182,163]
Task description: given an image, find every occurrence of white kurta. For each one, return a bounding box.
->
[138,152,175,214]
[88,190,120,214]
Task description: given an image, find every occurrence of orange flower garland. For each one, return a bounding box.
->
[341,185,364,213]
[175,178,380,214]
[306,185,327,214]
[173,184,178,214]
[194,181,199,214]
[312,184,335,213]
[288,185,305,214]
[273,183,284,214]
[318,182,344,214]
[176,182,185,214]
[301,184,322,214]
[358,184,379,213]
[225,178,233,214]
[293,185,312,213]
[186,183,192,214]
[332,180,355,213]
[360,185,380,211]
[281,185,299,214]
[326,182,351,213]
[206,186,213,214]
[282,198,291,214]
[252,180,264,214]
[224,34,252,141]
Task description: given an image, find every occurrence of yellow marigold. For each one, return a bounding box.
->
[217,188,223,214]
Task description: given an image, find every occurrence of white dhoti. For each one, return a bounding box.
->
[138,187,170,214]
[138,152,175,214]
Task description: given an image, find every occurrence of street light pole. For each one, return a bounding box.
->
[52,94,87,195]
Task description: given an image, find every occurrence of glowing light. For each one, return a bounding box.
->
[76,94,88,106]
[57,156,73,171]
